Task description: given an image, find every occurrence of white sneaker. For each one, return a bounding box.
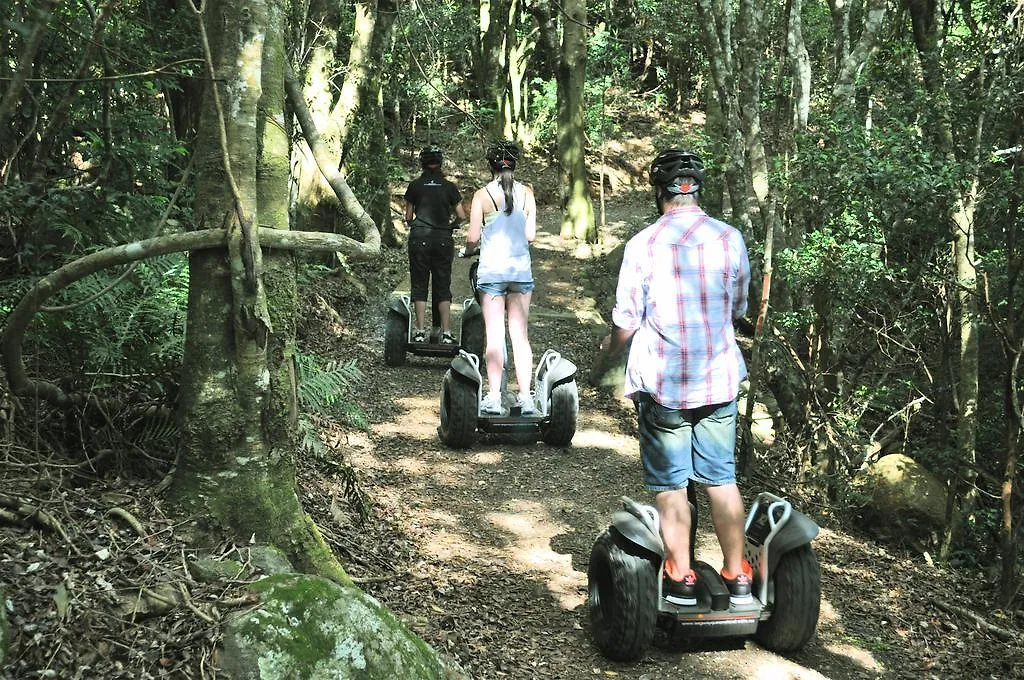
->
[517,392,536,415]
[480,392,503,415]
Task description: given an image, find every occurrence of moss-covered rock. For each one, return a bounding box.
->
[855,453,949,546]
[246,545,294,576]
[219,574,467,679]
[189,556,246,582]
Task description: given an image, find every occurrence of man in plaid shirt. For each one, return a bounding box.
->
[591,148,753,607]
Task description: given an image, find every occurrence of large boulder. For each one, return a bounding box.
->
[219,574,467,680]
[855,453,949,546]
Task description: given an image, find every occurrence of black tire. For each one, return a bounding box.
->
[541,380,578,446]
[438,371,478,448]
[384,311,407,367]
[587,528,659,662]
[754,544,821,652]
[460,312,484,359]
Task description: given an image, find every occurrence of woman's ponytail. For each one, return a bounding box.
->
[500,169,515,215]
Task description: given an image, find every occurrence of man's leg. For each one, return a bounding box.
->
[706,483,746,576]
[655,488,692,577]
[636,396,693,577]
[691,400,747,577]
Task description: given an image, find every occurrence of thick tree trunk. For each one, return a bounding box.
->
[557,0,595,242]
[171,0,348,582]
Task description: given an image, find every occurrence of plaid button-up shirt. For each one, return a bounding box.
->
[611,205,750,409]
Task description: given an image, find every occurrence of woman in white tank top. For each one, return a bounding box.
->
[465,141,538,416]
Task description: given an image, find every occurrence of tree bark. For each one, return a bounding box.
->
[907,0,981,562]
[557,0,595,241]
[169,0,347,581]
[0,0,60,163]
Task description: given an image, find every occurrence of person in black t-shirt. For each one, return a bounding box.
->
[404,146,467,344]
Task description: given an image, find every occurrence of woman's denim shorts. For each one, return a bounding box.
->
[476,281,534,297]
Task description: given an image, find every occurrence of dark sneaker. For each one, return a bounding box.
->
[441,331,456,345]
[663,569,698,606]
[412,329,426,343]
[721,560,753,605]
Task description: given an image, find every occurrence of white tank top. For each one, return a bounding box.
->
[477,180,533,284]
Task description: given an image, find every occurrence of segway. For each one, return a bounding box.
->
[587,489,821,661]
[437,348,579,448]
[383,294,484,366]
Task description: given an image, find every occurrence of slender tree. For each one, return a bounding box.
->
[557,0,595,241]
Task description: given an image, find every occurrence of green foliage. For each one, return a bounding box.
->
[295,352,367,428]
[294,352,369,515]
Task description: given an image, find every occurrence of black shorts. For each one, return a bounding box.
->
[408,229,454,304]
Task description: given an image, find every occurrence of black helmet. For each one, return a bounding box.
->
[486,140,520,172]
[649,148,705,195]
[419,145,443,167]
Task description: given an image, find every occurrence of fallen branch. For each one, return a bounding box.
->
[0,491,79,554]
[106,506,147,538]
[934,599,1020,642]
[179,584,217,624]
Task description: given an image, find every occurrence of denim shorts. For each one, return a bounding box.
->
[634,395,738,491]
[476,281,534,297]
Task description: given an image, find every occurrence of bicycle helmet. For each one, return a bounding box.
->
[486,140,520,172]
[649,148,705,195]
[419,145,443,168]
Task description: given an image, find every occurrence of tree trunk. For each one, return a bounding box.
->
[906,0,981,562]
[171,0,347,583]
[557,0,595,242]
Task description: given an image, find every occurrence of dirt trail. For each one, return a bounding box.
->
[337,206,894,680]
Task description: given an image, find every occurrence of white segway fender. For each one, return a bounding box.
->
[534,349,577,415]
[610,496,665,558]
[461,298,482,323]
[388,295,411,320]
[449,349,484,386]
[765,512,818,573]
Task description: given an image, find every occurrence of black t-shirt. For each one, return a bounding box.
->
[404,170,462,230]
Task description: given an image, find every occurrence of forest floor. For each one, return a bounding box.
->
[2,174,1023,679]
[301,193,1024,680]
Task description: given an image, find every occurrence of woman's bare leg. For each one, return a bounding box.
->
[480,292,507,393]
[506,290,533,394]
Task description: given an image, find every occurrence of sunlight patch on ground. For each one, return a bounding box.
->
[468,451,503,465]
[820,563,879,579]
[418,526,484,561]
[818,597,839,625]
[372,395,438,439]
[531,229,569,252]
[702,643,831,679]
[822,642,884,673]
[569,427,636,457]
[485,500,587,610]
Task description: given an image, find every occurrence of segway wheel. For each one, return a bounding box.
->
[460,312,484,359]
[754,544,821,652]
[438,371,478,448]
[540,380,578,446]
[587,528,658,662]
[383,311,407,367]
